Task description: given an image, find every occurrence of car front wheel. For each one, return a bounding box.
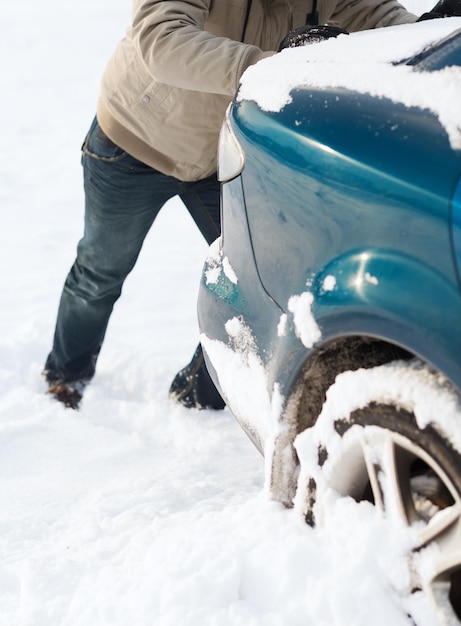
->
[295,360,461,625]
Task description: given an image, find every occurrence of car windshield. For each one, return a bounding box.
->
[403,27,461,70]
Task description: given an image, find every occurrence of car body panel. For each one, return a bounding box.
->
[235,92,461,308]
[229,93,461,391]
[197,22,461,493]
[451,175,461,290]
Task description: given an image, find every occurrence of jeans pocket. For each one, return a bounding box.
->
[82,117,127,162]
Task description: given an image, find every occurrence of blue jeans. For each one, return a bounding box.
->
[44,117,220,383]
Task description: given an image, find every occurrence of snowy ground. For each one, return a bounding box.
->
[0,1,447,624]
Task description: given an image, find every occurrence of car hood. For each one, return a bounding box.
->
[238,19,461,151]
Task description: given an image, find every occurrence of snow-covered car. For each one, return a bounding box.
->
[198,19,461,625]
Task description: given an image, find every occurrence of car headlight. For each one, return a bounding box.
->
[218,105,245,183]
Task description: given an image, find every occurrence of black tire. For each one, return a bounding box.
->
[296,360,461,625]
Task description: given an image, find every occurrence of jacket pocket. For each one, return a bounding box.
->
[131,81,174,127]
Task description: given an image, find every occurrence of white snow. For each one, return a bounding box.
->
[288,291,322,348]
[322,274,337,292]
[223,256,239,284]
[0,0,456,624]
[277,313,288,337]
[204,238,225,284]
[365,272,379,286]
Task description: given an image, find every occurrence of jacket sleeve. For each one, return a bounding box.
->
[131,0,273,95]
[329,0,418,31]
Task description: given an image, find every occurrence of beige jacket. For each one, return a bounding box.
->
[97,0,416,181]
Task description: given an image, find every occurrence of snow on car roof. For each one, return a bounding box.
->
[237,18,461,150]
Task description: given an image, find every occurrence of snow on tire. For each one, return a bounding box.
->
[294,359,461,626]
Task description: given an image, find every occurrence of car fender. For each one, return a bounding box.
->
[272,248,461,397]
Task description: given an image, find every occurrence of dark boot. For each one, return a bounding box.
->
[43,363,88,410]
[169,344,225,410]
[46,381,85,410]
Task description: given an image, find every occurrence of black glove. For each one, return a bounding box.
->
[278,24,349,52]
[418,0,461,20]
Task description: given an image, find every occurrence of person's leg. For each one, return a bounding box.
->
[179,173,221,245]
[168,174,225,410]
[44,118,180,405]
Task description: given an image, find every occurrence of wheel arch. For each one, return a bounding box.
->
[311,247,461,388]
[268,334,414,506]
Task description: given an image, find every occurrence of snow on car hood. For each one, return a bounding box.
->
[238,19,461,150]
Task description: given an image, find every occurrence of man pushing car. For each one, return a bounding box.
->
[43,0,461,409]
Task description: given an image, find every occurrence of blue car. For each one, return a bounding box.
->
[198,21,461,623]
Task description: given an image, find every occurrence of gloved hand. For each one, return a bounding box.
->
[278,24,349,52]
[418,0,461,20]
